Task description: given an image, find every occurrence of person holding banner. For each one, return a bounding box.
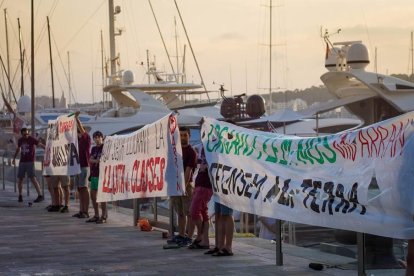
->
[48,175,70,213]
[72,112,91,219]
[169,126,197,246]
[12,127,45,203]
[188,145,213,250]
[211,119,235,257]
[86,131,107,224]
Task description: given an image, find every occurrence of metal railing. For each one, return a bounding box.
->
[0,148,406,276]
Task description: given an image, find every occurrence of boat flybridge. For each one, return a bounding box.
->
[83,69,222,136]
[321,39,414,124]
[240,38,414,135]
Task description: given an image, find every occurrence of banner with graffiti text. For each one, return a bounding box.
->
[43,115,81,176]
[201,113,414,239]
[97,114,185,202]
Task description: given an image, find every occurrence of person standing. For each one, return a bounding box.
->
[12,127,45,203]
[72,112,91,219]
[210,120,236,257]
[86,131,107,224]
[47,175,70,213]
[188,145,213,250]
[169,126,197,246]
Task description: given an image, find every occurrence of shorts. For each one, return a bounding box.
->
[18,162,36,178]
[75,167,89,188]
[190,186,213,221]
[171,186,193,216]
[90,177,99,190]
[214,202,233,216]
[50,175,70,188]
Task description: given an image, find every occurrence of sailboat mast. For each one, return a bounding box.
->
[30,0,35,136]
[100,30,105,108]
[173,0,209,97]
[108,0,116,80]
[411,31,413,76]
[67,51,71,107]
[18,18,24,97]
[269,0,273,113]
[4,9,11,103]
[148,0,177,82]
[47,16,55,108]
[174,17,180,82]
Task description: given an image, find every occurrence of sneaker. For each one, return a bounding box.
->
[167,235,184,244]
[72,212,82,218]
[60,206,69,213]
[48,205,61,212]
[86,216,99,223]
[18,195,23,202]
[177,237,192,247]
[33,195,44,203]
[78,212,90,219]
[96,217,107,224]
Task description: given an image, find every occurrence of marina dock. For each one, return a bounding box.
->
[0,181,404,275]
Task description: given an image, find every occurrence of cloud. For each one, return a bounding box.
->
[212,32,246,43]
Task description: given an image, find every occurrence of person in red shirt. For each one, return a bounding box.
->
[12,127,45,203]
[169,127,197,246]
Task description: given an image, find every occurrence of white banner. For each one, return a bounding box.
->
[201,113,414,239]
[43,115,81,176]
[97,114,185,202]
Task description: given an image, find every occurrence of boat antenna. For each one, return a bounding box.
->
[148,0,178,83]
[173,0,209,99]
[321,27,341,49]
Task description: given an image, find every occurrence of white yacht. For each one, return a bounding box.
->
[83,70,221,136]
[241,38,414,135]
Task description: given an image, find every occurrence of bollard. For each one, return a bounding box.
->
[41,161,44,196]
[13,161,16,193]
[275,219,283,266]
[133,198,139,226]
[2,153,5,190]
[26,174,30,196]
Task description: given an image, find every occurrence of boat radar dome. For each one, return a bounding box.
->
[347,43,369,70]
[122,70,135,85]
[17,95,31,113]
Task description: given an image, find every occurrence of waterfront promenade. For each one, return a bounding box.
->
[0,183,403,275]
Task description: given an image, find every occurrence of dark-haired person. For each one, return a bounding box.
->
[169,126,197,246]
[12,127,45,203]
[72,112,91,219]
[86,131,107,224]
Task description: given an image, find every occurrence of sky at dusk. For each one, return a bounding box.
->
[1,0,414,105]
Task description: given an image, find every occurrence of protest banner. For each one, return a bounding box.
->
[201,113,414,239]
[43,115,80,176]
[97,113,185,202]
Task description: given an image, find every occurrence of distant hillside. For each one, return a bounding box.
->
[261,85,334,106]
[267,73,414,106]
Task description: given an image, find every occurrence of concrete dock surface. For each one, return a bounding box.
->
[0,184,405,275]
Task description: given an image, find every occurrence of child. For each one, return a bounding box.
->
[86,131,107,224]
